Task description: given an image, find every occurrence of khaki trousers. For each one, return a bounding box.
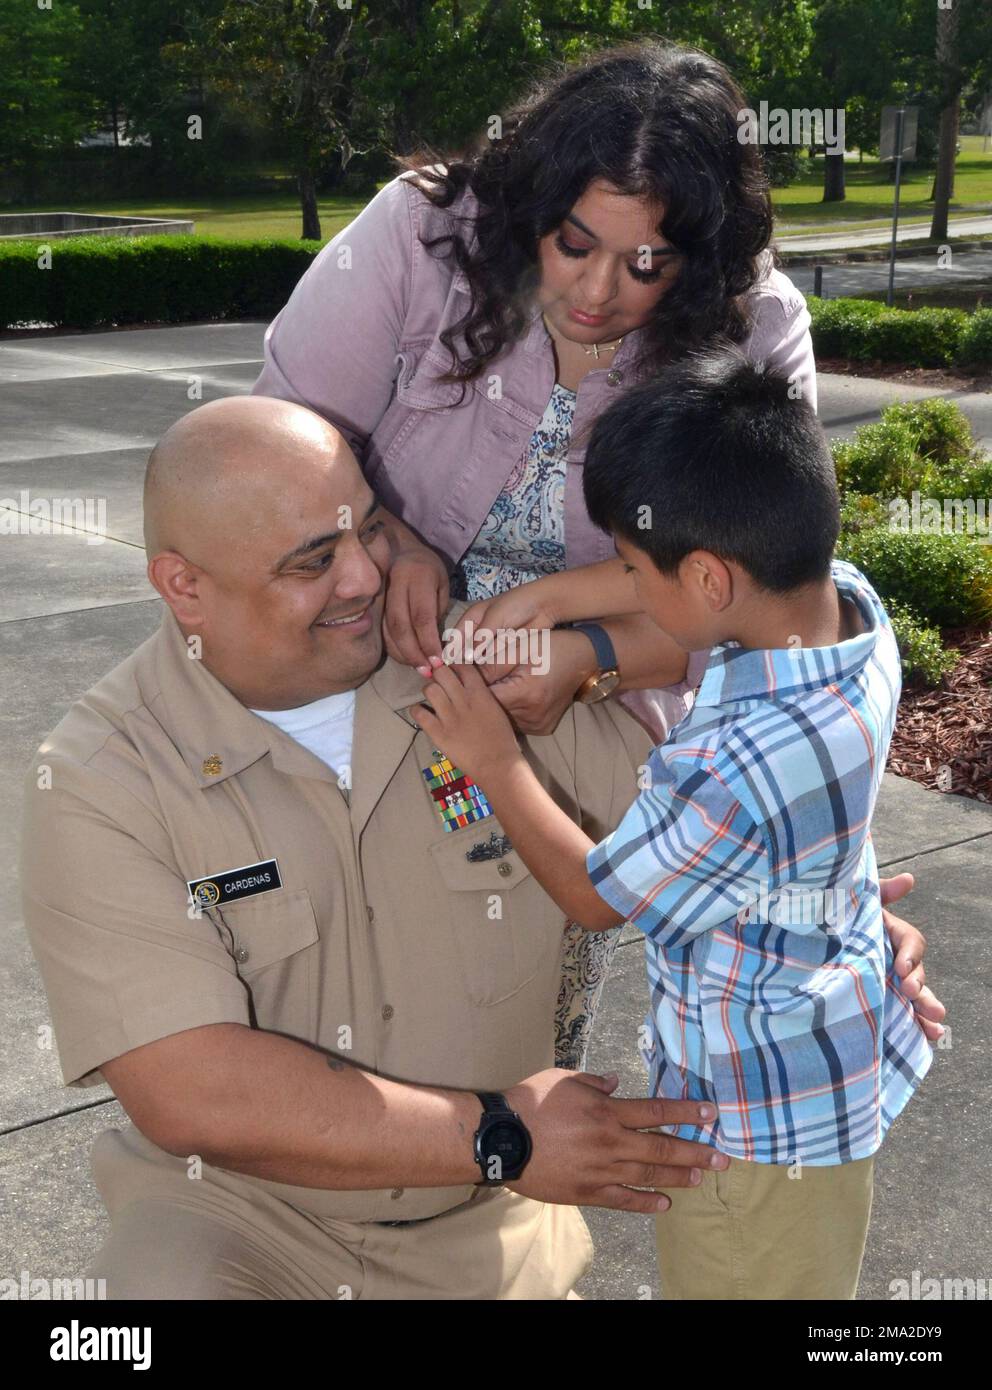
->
[655,1154,875,1300]
[84,1127,593,1301]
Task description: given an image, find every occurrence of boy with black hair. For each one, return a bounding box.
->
[411,347,933,1300]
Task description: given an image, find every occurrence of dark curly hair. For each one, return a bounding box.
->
[393,36,774,388]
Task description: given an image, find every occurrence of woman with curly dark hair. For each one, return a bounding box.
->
[252,36,820,1071]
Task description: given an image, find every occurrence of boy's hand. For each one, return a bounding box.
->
[410,660,524,782]
[879,872,947,1042]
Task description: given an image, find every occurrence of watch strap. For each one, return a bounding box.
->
[570,621,618,674]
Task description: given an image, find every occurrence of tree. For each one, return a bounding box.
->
[0,0,90,199]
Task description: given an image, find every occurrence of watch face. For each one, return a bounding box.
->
[482,1120,527,1181]
[581,670,620,702]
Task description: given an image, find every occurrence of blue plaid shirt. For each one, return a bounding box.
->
[586,560,932,1164]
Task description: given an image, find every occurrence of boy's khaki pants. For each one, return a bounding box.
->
[655,1153,875,1300]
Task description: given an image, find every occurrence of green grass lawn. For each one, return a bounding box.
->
[7,136,990,243]
[7,190,372,242]
[772,134,991,226]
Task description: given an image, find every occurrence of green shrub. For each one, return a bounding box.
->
[864,306,967,368]
[832,418,924,494]
[884,600,960,686]
[808,297,886,358]
[0,235,321,330]
[808,296,985,369]
[879,397,975,470]
[838,491,889,536]
[837,527,992,627]
[832,397,981,500]
[955,307,992,368]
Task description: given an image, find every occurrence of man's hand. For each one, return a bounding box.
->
[505,1068,725,1213]
[879,873,946,1042]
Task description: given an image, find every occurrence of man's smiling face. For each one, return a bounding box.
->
[144,397,395,711]
[206,476,391,710]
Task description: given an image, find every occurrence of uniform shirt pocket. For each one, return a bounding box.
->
[428,829,559,1006]
[213,887,320,1038]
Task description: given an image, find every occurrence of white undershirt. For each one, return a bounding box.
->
[250,688,356,784]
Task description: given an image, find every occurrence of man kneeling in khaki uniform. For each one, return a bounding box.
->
[20,395,722,1301]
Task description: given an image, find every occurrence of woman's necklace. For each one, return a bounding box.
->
[541,312,624,359]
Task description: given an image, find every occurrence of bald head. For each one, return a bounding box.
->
[143,395,355,565]
[142,394,392,709]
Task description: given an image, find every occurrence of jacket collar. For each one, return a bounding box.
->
[693,561,884,707]
[147,606,449,841]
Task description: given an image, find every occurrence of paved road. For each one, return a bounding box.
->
[780,213,992,253]
[1,323,989,1300]
[786,248,992,298]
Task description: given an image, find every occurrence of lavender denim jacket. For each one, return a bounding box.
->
[251,172,818,739]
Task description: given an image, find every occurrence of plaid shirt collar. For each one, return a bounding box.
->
[693,560,882,708]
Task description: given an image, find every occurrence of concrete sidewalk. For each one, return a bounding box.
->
[1,323,989,1299]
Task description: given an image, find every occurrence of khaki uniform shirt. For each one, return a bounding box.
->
[20,601,654,1223]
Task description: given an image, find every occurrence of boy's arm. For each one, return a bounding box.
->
[481,757,625,931]
[530,558,640,624]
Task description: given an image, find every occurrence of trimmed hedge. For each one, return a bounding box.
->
[809,295,990,369]
[3,240,991,371]
[884,600,960,686]
[837,527,992,629]
[0,234,322,330]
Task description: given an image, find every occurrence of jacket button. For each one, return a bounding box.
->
[382,1004,394,1021]
[235,946,250,964]
[367,905,375,923]
[607,369,623,386]
[390,1188,404,1200]
[497,862,513,877]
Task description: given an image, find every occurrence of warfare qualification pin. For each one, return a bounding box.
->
[202,755,223,776]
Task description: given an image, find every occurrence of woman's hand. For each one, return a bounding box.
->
[382,539,450,670]
[484,629,597,737]
[879,873,947,1043]
[455,584,560,647]
[410,660,522,783]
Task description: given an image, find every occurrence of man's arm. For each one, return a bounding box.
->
[101,1023,726,1212]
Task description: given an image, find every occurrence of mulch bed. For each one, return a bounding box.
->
[888,625,992,802]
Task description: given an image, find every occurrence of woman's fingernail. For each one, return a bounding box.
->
[699,1104,715,1121]
[689,1168,702,1185]
[429,655,443,667]
[415,665,430,677]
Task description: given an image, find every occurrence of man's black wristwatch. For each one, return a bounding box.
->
[473,1092,533,1185]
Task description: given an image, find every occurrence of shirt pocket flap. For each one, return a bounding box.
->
[218,888,319,972]
[395,350,468,411]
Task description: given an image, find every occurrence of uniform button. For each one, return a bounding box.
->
[235,946,250,964]
[366,905,375,923]
[606,368,623,386]
[381,1004,394,1021]
[390,1188,404,1200]
[497,862,513,877]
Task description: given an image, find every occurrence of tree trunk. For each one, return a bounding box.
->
[930,101,959,239]
[823,151,846,202]
[299,167,321,241]
[929,0,961,242]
